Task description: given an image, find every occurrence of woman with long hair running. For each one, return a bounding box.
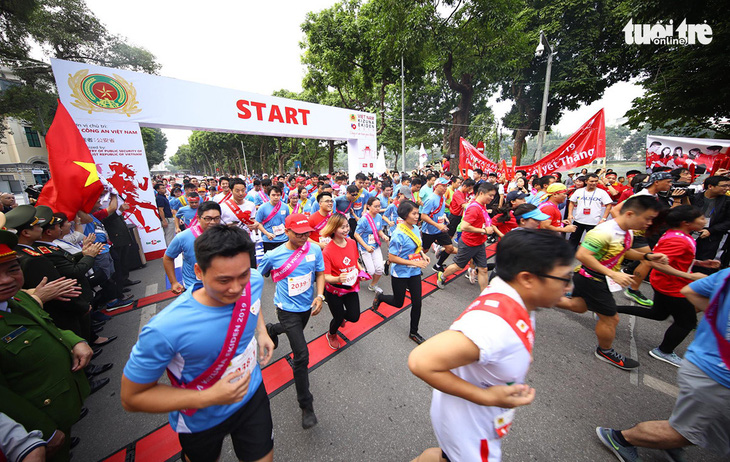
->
[354,196,390,292]
[617,205,720,367]
[372,201,430,344]
[321,213,366,350]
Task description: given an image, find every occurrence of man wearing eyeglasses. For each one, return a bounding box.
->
[164,201,222,294]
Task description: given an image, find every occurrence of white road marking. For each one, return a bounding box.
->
[628,315,639,386]
[138,283,159,336]
[643,374,679,398]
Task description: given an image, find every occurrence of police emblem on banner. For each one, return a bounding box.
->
[68,70,141,116]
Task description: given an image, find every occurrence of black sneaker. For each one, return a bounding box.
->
[409,332,426,345]
[372,292,382,311]
[266,323,278,350]
[302,406,318,429]
[384,261,390,276]
[595,347,639,370]
[433,263,446,273]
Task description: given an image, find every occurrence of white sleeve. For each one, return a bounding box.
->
[451,311,508,365]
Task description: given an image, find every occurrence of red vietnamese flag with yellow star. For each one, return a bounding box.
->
[37,101,104,218]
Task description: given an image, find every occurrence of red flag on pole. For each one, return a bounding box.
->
[36,101,104,219]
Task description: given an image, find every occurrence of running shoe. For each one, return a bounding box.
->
[367,284,382,293]
[595,347,640,370]
[648,348,682,367]
[105,298,135,312]
[372,292,382,311]
[465,268,477,285]
[432,263,446,273]
[625,288,654,307]
[326,333,340,350]
[595,427,642,462]
[266,323,279,350]
[436,271,445,289]
[384,261,390,276]
[409,332,426,344]
[434,244,443,259]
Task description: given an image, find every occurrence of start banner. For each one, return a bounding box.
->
[646,135,730,175]
[460,109,606,178]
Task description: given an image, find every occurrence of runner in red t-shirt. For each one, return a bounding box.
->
[447,178,475,237]
[320,213,366,350]
[307,192,334,249]
[616,206,720,367]
[538,183,577,236]
[437,182,497,291]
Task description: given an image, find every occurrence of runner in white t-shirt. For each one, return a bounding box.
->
[220,178,260,241]
[409,229,575,462]
[567,173,613,248]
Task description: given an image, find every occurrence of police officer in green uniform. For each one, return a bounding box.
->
[0,229,92,462]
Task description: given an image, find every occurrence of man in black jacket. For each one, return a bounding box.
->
[689,175,730,266]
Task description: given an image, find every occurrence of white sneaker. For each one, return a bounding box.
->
[367,284,383,293]
[434,244,443,259]
[465,268,476,284]
[649,348,682,367]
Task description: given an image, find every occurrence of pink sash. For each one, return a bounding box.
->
[657,229,696,253]
[166,285,252,416]
[313,212,331,231]
[578,230,632,279]
[261,201,282,224]
[466,201,491,227]
[217,191,232,203]
[704,271,730,369]
[365,213,381,246]
[271,242,310,283]
[295,200,306,214]
[325,282,360,297]
[258,190,268,203]
[190,222,203,238]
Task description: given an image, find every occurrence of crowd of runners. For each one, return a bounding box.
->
[1,163,729,462]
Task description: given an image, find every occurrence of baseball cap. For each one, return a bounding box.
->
[515,208,550,222]
[285,213,314,233]
[435,178,450,186]
[546,183,568,195]
[645,171,673,186]
[567,171,575,175]
[505,190,526,203]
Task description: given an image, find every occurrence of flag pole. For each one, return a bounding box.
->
[240,140,249,175]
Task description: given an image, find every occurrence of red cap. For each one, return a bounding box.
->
[285,213,314,233]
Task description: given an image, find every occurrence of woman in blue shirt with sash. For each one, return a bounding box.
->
[372,200,430,344]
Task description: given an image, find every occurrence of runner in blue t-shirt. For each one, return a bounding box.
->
[596,267,730,461]
[174,192,200,232]
[259,213,325,430]
[372,200,430,345]
[354,196,390,292]
[121,226,275,462]
[163,201,222,294]
[420,178,457,272]
[255,186,289,253]
[246,180,267,207]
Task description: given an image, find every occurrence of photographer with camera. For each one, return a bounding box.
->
[689,176,730,272]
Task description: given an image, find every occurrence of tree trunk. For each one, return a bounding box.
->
[259,139,266,174]
[328,140,335,173]
[512,129,529,165]
[443,53,474,176]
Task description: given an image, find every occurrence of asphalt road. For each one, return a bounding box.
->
[71,252,725,462]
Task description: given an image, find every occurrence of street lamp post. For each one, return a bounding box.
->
[535,30,554,159]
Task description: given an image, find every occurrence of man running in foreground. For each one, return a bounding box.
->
[596,268,730,462]
[409,229,574,462]
[121,226,275,462]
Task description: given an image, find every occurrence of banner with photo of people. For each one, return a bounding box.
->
[646,135,730,175]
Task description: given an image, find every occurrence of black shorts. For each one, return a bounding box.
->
[452,240,489,269]
[178,384,273,462]
[422,231,453,250]
[572,270,618,316]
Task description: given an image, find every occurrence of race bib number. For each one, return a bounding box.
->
[222,338,258,383]
[494,409,515,438]
[408,253,423,261]
[583,208,591,215]
[288,273,311,296]
[367,234,376,245]
[320,236,332,245]
[437,215,446,224]
[607,276,623,292]
[342,268,358,287]
[272,224,285,235]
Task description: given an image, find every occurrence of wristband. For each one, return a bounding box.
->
[644,252,653,261]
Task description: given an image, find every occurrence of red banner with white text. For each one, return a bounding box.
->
[460,109,606,178]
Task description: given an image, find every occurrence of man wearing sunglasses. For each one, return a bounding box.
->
[164,201,222,294]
